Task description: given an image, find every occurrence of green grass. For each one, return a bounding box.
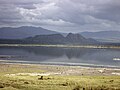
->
[0,64,120,90]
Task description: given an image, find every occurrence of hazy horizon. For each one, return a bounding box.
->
[0,26,120,33]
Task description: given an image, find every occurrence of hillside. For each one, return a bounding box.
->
[81,31,120,43]
[0,33,98,45]
[0,26,58,39]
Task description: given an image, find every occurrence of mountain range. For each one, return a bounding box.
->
[81,31,120,43]
[25,33,98,44]
[0,26,58,39]
[0,33,98,45]
[0,26,120,43]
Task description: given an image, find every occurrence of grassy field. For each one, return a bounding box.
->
[0,64,120,90]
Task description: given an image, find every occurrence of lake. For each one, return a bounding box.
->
[0,46,120,68]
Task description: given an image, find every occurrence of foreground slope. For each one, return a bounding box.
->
[0,64,120,90]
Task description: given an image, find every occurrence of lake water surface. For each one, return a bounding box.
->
[0,46,120,68]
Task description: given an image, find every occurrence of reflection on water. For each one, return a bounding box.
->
[0,47,120,67]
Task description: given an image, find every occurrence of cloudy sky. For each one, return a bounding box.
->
[0,0,120,32]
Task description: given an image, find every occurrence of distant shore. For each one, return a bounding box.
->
[0,44,120,49]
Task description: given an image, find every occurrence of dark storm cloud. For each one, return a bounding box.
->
[92,0,120,23]
[0,4,22,27]
[0,0,120,32]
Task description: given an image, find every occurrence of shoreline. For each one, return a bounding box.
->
[0,59,120,69]
[0,44,120,49]
[0,60,120,76]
